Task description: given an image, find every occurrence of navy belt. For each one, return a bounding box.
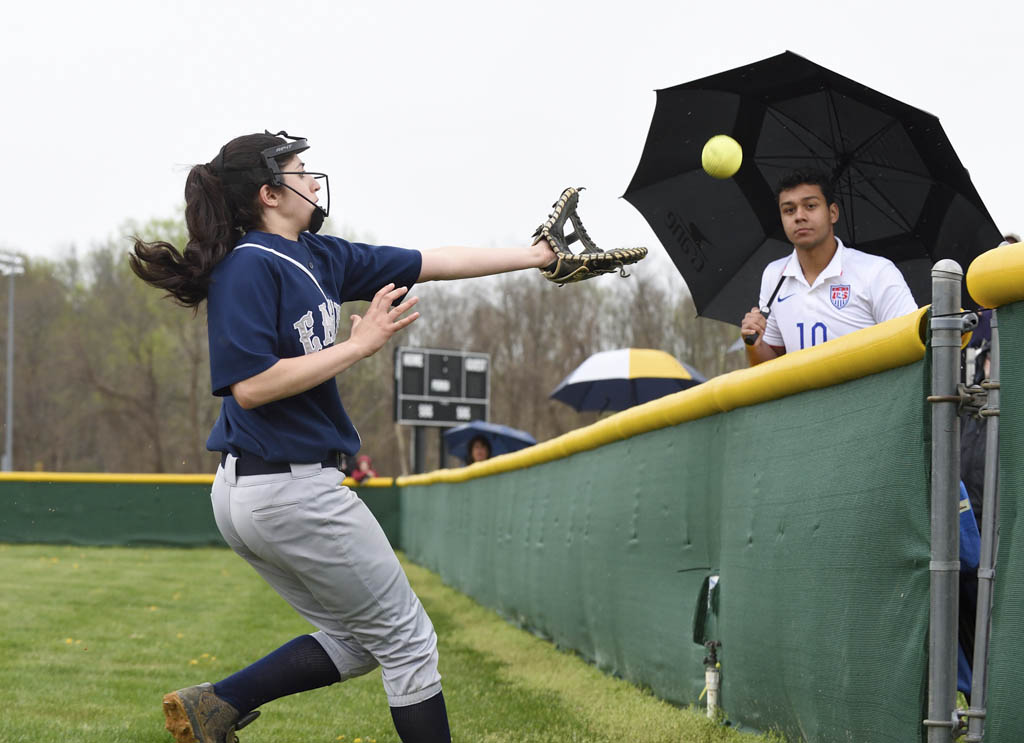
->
[221,450,343,477]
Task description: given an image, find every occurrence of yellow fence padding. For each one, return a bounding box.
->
[0,471,393,488]
[0,472,217,485]
[967,241,1024,309]
[398,306,932,487]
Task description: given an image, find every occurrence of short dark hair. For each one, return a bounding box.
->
[775,168,836,207]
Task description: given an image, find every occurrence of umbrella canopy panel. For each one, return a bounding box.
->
[551,348,705,412]
[443,420,537,462]
[624,51,1002,322]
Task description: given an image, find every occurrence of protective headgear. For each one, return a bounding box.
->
[260,130,330,234]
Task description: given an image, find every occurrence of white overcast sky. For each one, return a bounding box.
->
[3,0,1022,284]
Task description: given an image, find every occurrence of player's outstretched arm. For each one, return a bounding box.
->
[231,284,419,409]
[417,239,556,282]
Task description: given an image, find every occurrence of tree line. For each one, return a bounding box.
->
[0,217,746,475]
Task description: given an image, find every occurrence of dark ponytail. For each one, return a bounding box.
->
[129,132,290,307]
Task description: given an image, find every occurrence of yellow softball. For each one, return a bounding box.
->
[701,135,743,179]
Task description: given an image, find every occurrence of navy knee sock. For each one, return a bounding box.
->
[214,634,341,715]
[390,691,451,743]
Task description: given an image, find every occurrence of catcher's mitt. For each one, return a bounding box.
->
[533,187,648,285]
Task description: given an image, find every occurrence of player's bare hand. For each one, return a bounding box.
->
[349,283,420,357]
[532,236,557,267]
[741,306,766,343]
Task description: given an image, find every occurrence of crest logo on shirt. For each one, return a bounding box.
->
[830,284,851,310]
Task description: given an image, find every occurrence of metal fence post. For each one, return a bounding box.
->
[2,270,14,471]
[0,253,24,472]
[966,309,1000,742]
[925,260,965,742]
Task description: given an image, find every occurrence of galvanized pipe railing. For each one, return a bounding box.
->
[966,309,1000,742]
[924,260,972,742]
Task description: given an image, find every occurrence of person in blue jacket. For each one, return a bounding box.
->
[130,130,555,743]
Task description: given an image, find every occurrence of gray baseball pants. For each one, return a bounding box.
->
[211,455,442,706]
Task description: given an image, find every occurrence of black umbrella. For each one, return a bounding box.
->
[623,51,1002,323]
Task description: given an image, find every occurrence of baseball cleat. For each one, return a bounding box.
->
[162,682,260,743]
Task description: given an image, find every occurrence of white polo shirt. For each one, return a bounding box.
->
[759,238,918,353]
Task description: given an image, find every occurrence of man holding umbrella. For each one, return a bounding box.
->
[625,53,1004,360]
[740,169,918,366]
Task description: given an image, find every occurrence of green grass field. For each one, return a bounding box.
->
[0,543,779,743]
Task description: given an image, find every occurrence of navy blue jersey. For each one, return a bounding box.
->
[206,230,422,461]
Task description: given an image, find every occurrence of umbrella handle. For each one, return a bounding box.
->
[742,308,771,346]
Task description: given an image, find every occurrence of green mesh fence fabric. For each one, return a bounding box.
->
[0,481,403,548]
[402,423,720,703]
[984,302,1024,743]
[401,361,932,741]
[715,362,931,742]
[0,481,223,546]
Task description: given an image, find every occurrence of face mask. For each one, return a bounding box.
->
[277,173,330,234]
[259,131,330,234]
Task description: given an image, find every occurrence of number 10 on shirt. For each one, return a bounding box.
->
[797,321,828,350]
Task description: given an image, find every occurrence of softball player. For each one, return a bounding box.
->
[130,131,555,743]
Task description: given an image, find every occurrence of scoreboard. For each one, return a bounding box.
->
[393,346,490,427]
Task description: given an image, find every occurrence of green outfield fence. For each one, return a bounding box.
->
[6,251,1024,741]
[400,360,933,742]
[0,475,402,549]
